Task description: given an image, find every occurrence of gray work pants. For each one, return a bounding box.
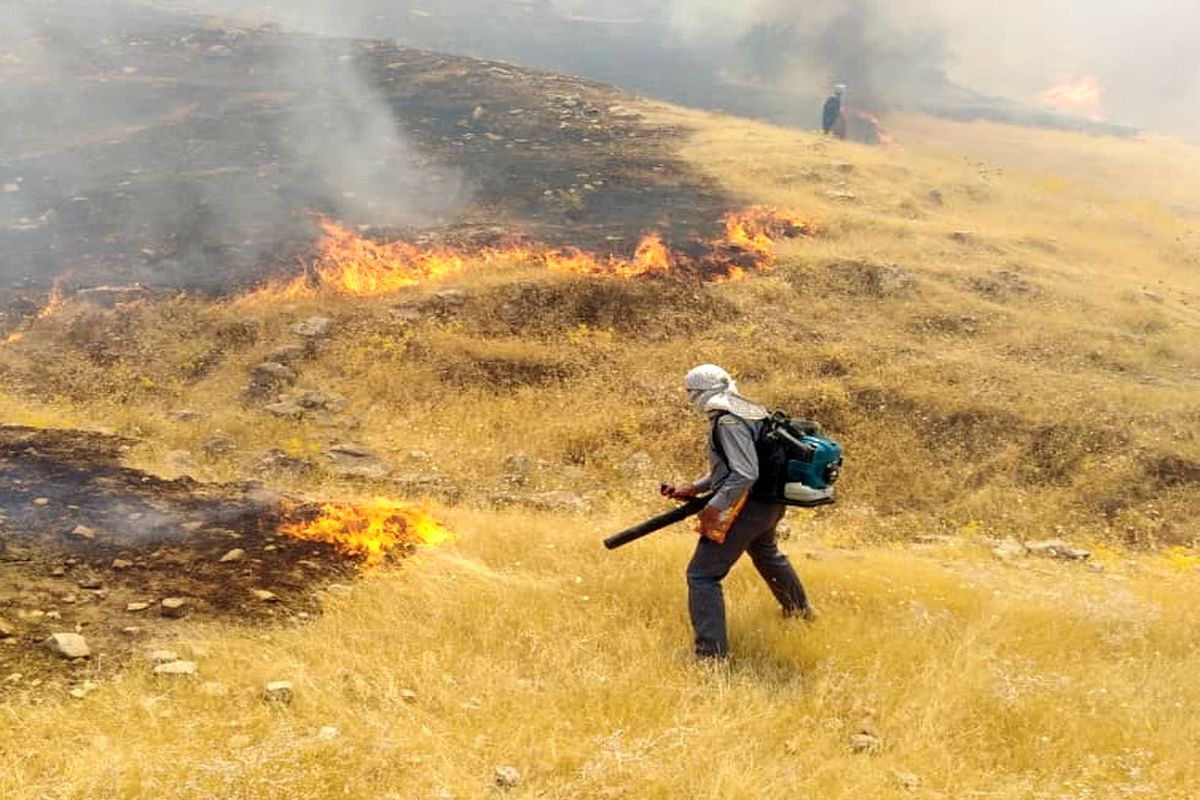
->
[685,499,809,658]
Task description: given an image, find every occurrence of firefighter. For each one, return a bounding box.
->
[660,364,816,660]
[823,84,847,139]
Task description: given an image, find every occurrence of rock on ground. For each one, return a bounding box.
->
[46,633,90,659]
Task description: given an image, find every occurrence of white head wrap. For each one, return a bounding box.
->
[684,364,769,420]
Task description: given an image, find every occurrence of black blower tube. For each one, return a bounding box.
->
[603,495,713,550]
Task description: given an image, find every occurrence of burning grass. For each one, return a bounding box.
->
[278,498,452,566]
[241,207,815,303]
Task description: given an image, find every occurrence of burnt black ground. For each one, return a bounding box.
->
[0,425,361,687]
[1,5,735,303]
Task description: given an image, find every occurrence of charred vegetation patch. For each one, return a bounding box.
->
[0,425,366,680]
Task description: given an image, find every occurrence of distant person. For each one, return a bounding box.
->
[823,84,847,139]
[660,364,816,661]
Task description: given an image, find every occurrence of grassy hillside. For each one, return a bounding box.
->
[2,103,1199,798]
[3,510,1200,799]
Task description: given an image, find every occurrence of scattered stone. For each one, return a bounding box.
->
[407,449,431,463]
[433,289,467,308]
[401,688,418,703]
[263,680,295,704]
[146,649,180,663]
[318,725,340,740]
[493,765,521,790]
[69,681,99,699]
[122,626,143,635]
[266,345,307,364]
[202,433,238,456]
[323,443,391,479]
[823,189,858,202]
[46,632,90,659]
[126,602,150,612]
[252,589,279,602]
[263,401,304,418]
[850,731,883,754]
[0,619,15,638]
[324,583,353,598]
[951,230,975,243]
[290,316,332,337]
[926,189,944,204]
[219,548,246,563]
[69,525,96,540]
[298,390,345,411]
[607,104,641,120]
[249,362,298,387]
[111,558,134,570]
[50,566,66,577]
[199,681,229,697]
[250,447,313,473]
[167,409,202,422]
[390,305,424,324]
[1026,539,1091,561]
[33,497,50,506]
[160,597,190,618]
[895,771,920,790]
[153,660,198,677]
[1140,289,1165,303]
[991,537,1025,561]
[835,162,855,173]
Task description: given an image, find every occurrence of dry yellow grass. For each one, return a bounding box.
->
[3,509,1200,799]
[2,102,1200,799]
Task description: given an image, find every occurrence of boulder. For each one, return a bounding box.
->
[160,597,190,618]
[46,633,90,659]
[290,316,332,337]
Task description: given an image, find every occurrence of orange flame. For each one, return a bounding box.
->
[245,207,815,300]
[278,498,451,566]
[848,109,899,148]
[1040,74,1107,122]
[3,278,67,346]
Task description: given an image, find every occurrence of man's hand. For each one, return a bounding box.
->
[660,482,698,500]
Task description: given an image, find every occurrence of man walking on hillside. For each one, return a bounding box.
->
[823,84,847,139]
[660,364,816,660]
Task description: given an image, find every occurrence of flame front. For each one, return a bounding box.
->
[1040,75,1107,122]
[278,498,451,566]
[3,278,66,346]
[247,207,814,300]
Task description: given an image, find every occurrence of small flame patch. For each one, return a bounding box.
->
[278,498,451,566]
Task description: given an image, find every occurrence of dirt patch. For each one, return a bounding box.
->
[0,426,371,692]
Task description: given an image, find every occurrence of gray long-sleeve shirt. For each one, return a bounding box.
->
[693,414,763,510]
